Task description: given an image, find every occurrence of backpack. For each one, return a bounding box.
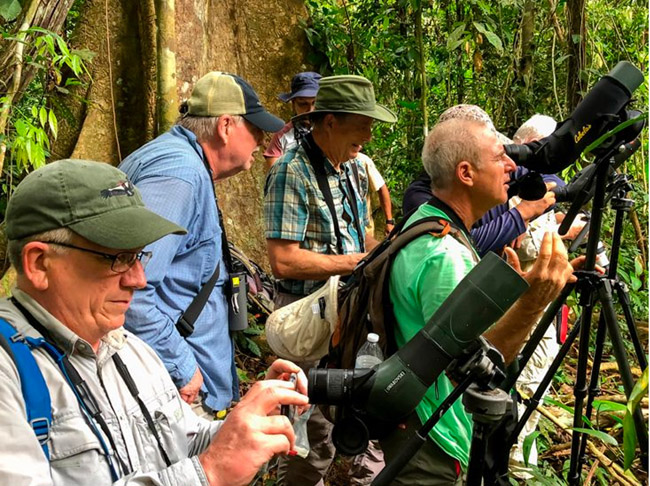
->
[0,318,52,458]
[326,215,476,370]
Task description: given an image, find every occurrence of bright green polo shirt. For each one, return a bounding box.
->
[388,203,480,469]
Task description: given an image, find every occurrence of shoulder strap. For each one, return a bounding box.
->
[343,161,365,251]
[0,318,52,459]
[302,135,345,254]
[176,263,221,338]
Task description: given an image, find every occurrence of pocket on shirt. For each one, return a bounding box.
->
[130,395,185,467]
[49,413,108,482]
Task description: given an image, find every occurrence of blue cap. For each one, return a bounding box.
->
[278,72,322,102]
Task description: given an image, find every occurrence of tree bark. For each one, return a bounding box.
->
[155,0,178,134]
[565,0,587,109]
[415,1,428,137]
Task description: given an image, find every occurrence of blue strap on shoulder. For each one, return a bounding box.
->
[0,318,52,459]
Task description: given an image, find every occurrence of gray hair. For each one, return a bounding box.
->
[176,114,244,142]
[513,114,557,144]
[437,104,496,131]
[8,228,74,275]
[422,119,484,191]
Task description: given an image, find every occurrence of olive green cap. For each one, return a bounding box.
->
[6,159,187,249]
[293,75,397,123]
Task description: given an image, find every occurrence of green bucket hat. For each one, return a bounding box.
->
[6,159,187,249]
[293,75,397,123]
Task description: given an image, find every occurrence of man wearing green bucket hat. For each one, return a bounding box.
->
[0,159,309,485]
[264,75,397,486]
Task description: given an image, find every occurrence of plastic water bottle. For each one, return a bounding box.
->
[355,333,384,368]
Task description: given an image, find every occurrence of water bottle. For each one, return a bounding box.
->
[355,333,384,368]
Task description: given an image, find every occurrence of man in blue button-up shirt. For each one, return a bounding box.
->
[120,72,284,414]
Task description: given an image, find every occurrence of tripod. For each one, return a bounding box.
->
[502,147,648,485]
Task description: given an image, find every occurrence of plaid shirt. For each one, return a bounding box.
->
[264,141,369,296]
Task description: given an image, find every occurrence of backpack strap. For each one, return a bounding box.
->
[0,318,52,459]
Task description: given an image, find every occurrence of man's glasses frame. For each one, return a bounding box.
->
[40,241,152,273]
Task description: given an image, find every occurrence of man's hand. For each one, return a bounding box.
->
[505,232,575,308]
[179,367,203,404]
[515,183,557,223]
[198,378,309,486]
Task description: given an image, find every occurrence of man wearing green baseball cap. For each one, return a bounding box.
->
[0,159,309,485]
[119,71,285,418]
[264,75,397,486]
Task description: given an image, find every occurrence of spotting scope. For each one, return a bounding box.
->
[308,252,529,453]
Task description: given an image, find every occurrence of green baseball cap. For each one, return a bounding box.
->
[186,71,284,132]
[293,75,397,123]
[6,159,187,249]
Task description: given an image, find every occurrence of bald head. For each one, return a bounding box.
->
[422,119,485,191]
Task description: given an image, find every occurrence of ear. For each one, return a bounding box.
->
[21,242,52,291]
[323,113,337,131]
[456,161,476,187]
[215,115,234,144]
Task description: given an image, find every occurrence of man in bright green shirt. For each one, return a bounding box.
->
[381,118,577,485]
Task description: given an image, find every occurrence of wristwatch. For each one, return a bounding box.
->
[385,219,395,225]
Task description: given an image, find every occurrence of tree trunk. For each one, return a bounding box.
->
[565,0,586,109]
[518,0,535,89]
[155,0,178,134]
[50,0,312,269]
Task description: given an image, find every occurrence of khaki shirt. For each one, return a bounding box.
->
[0,289,221,485]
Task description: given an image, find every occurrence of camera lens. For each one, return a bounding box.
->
[308,368,354,405]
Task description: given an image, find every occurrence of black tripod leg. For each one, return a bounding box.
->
[614,281,648,371]
[568,289,597,486]
[577,312,608,471]
[597,280,649,463]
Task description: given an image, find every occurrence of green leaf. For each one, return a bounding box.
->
[397,100,419,110]
[630,275,642,291]
[623,369,648,470]
[634,255,643,276]
[446,23,466,51]
[472,21,503,53]
[483,30,504,53]
[544,396,593,427]
[0,0,21,21]
[48,110,58,139]
[571,427,618,446]
[522,431,541,466]
[39,106,47,128]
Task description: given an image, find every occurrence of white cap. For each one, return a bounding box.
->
[367,333,379,343]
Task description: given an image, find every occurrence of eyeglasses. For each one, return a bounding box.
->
[41,241,152,273]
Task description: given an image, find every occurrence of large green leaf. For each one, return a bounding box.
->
[571,427,618,446]
[0,0,21,21]
[522,431,541,466]
[623,367,648,470]
[472,22,503,54]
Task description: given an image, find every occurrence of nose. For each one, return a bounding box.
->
[121,261,147,290]
[505,155,517,173]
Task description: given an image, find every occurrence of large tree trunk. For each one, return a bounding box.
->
[565,0,586,109]
[50,0,312,268]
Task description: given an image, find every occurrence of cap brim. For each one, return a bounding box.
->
[243,110,285,132]
[291,103,398,124]
[69,206,187,250]
[278,88,319,103]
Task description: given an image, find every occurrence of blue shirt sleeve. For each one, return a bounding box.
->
[471,207,526,256]
[125,176,199,388]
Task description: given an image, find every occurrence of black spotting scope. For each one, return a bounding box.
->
[504,61,644,174]
[308,252,529,455]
